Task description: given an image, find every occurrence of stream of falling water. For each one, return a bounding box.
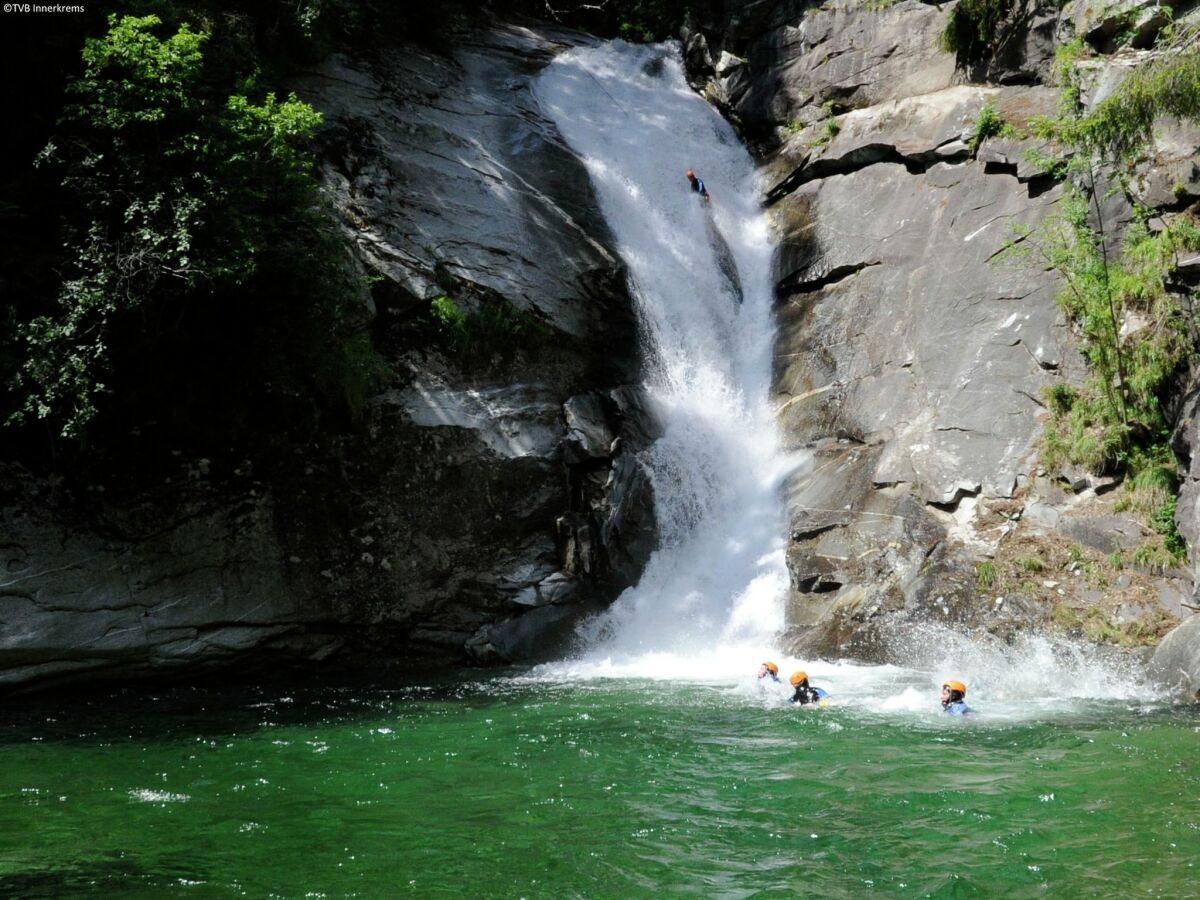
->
[536,40,799,676]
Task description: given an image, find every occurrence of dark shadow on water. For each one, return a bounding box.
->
[0,667,536,746]
[0,854,198,899]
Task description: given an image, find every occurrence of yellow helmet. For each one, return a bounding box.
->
[686,169,694,178]
[943,680,967,695]
[790,671,808,685]
[761,661,778,675]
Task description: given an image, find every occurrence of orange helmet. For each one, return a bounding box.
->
[943,680,967,695]
[761,661,778,675]
[686,169,694,178]
[789,671,808,685]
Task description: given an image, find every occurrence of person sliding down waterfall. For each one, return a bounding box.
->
[941,680,971,715]
[758,661,781,683]
[789,672,829,706]
[686,168,710,202]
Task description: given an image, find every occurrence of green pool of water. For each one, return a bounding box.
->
[1,676,1196,897]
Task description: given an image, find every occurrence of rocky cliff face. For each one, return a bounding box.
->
[0,24,658,693]
[687,0,1198,661]
[5,3,1198,694]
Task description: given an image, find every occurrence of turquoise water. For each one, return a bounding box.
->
[1,674,1197,897]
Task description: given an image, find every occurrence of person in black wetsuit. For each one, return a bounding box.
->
[686,168,710,201]
[788,671,828,705]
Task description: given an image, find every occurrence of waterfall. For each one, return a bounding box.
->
[535,41,799,674]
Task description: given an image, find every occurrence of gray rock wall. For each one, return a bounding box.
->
[0,24,658,693]
[690,0,1197,660]
[0,466,336,690]
[294,26,662,664]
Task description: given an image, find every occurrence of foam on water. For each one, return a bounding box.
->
[528,627,1163,722]
[128,789,190,803]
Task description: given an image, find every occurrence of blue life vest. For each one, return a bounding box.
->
[944,701,970,715]
[814,687,828,700]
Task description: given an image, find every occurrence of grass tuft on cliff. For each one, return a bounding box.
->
[939,0,1018,66]
[999,23,1200,564]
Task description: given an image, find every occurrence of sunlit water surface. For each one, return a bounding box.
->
[1,672,1197,898]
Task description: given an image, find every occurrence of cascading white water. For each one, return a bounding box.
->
[535,41,798,674]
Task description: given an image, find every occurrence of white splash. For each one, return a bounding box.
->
[128,789,190,803]
[526,631,1163,723]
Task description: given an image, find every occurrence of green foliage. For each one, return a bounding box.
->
[430,295,469,344]
[1131,536,1180,569]
[9,13,370,442]
[1040,404,1126,473]
[1052,38,1087,118]
[1050,603,1080,631]
[940,0,1017,64]
[1020,184,1200,475]
[1081,47,1200,159]
[414,294,546,361]
[1126,444,1177,495]
[1106,7,1141,49]
[976,560,998,589]
[1052,600,1158,645]
[811,114,840,148]
[969,101,1004,156]
[1038,27,1200,161]
[1045,383,1078,415]
[1012,30,1200,573]
[14,15,215,435]
[619,21,655,43]
[1151,494,1187,559]
[1081,612,1121,644]
[1107,444,1186,561]
[1154,13,1180,49]
[72,14,207,128]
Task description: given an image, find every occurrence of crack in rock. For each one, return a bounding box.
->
[766,134,981,205]
[778,260,881,294]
